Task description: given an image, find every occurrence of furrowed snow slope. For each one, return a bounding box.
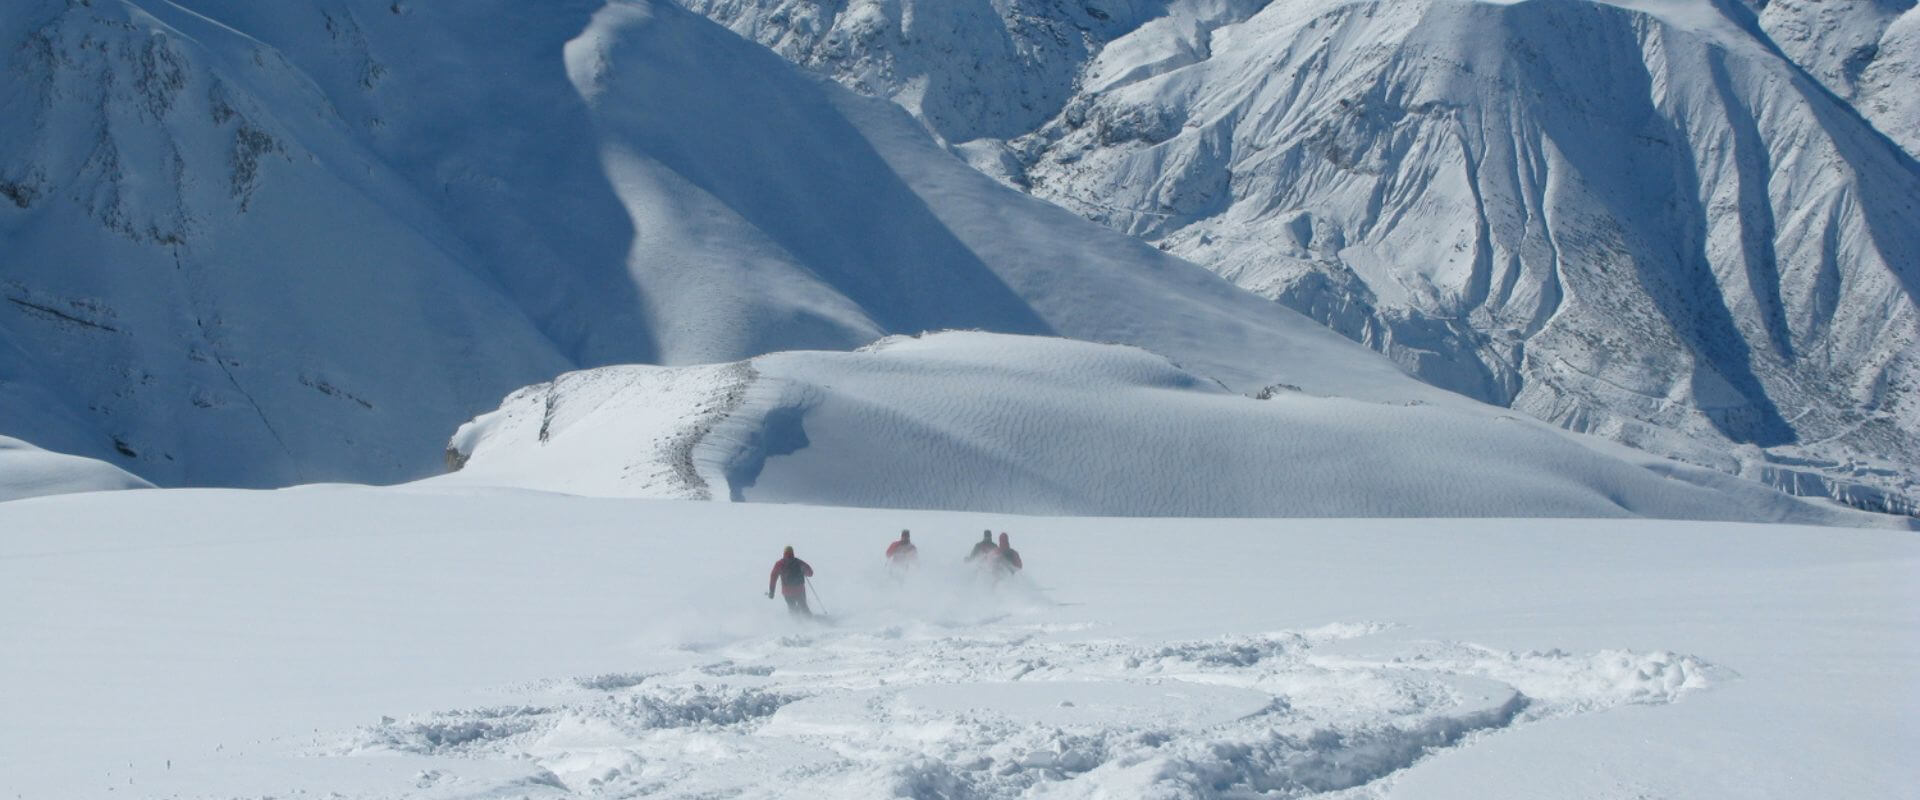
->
[680,0,1920,516]
[0,0,575,486]
[442,331,1892,525]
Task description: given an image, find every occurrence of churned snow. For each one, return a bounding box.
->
[2,487,1915,798]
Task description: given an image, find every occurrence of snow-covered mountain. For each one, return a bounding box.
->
[0,0,576,486]
[683,0,1920,516]
[4,0,1912,522]
[0,0,1422,489]
[438,330,1890,525]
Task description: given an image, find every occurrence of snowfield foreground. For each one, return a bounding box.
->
[3,487,1915,798]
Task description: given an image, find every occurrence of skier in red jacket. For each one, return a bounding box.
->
[886,529,918,569]
[767,546,814,616]
[992,532,1022,576]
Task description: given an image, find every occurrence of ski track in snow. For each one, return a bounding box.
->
[287,574,1721,799]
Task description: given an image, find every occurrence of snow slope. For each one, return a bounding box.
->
[2,487,1915,798]
[0,0,1456,490]
[440,330,1893,526]
[682,0,1920,516]
[0,435,151,502]
[0,0,574,486]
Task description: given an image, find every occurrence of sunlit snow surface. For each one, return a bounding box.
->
[440,331,1894,526]
[3,487,1915,798]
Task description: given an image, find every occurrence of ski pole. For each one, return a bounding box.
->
[807,579,829,616]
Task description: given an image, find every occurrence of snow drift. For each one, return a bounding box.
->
[0,435,151,503]
[442,331,1885,524]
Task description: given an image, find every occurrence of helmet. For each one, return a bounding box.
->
[901,529,911,540]
[783,545,795,557]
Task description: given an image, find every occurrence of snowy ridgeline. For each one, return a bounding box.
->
[438,331,1895,526]
[2,488,1916,798]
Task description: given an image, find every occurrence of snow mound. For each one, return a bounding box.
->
[0,435,152,503]
[443,331,1879,524]
[441,362,755,500]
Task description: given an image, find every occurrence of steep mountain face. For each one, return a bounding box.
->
[683,0,1920,514]
[679,0,1273,144]
[0,0,573,485]
[1752,0,1919,158]
[0,0,1442,487]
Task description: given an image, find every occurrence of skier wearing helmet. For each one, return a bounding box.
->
[767,546,814,616]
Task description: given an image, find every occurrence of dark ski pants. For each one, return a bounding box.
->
[784,593,811,616]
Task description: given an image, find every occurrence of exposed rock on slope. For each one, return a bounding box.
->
[679,0,1240,143]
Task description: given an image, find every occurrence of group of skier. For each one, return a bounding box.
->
[765,529,1025,617]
